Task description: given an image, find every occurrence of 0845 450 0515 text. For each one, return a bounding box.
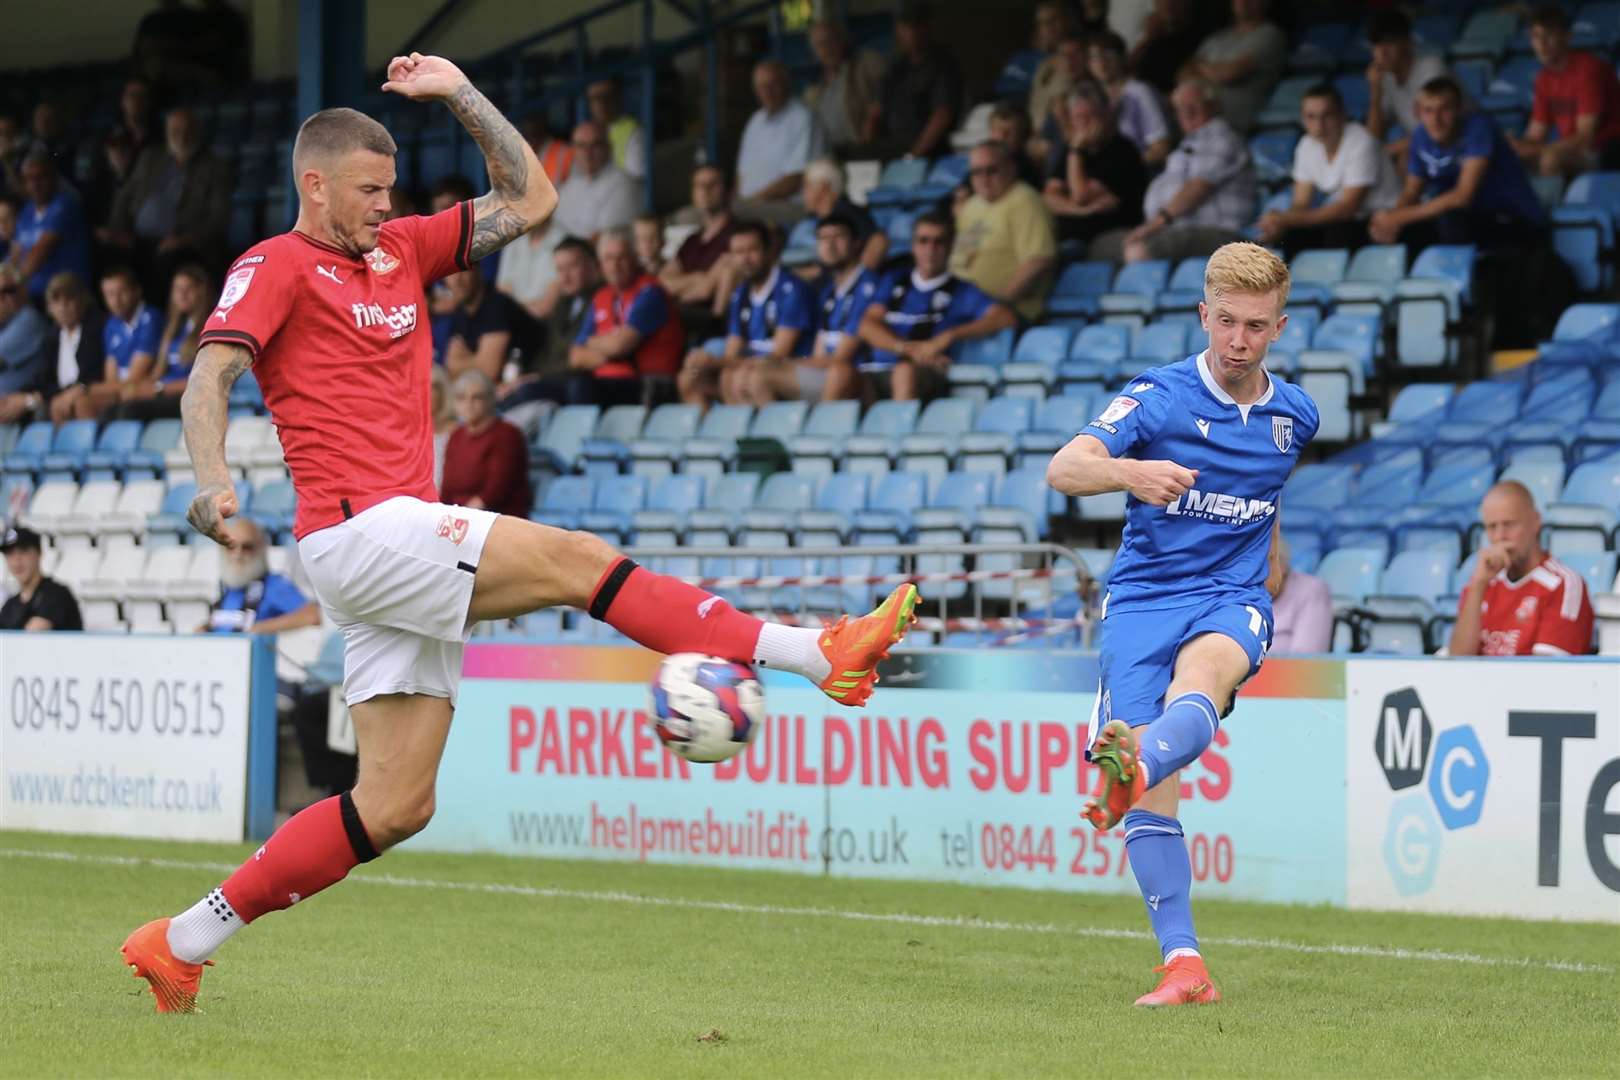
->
[6,675,230,739]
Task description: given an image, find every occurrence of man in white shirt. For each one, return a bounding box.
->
[1366,9,1454,167]
[735,60,828,224]
[1255,83,1401,255]
[552,122,641,241]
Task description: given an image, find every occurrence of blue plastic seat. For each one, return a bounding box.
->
[1249,129,1298,184]
[958,396,1035,473]
[1017,395,1094,468]
[1069,323,1130,367]
[855,470,928,540]
[1448,380,1524,424]
[1013,326,1074,365]
[1131,321,1189,364]
[1387,383,1453,425]
[645,473,705,516]
[1561,460,1620,511]
[1312,312,1381,377]
[1559,550,1618,599]
[1500,459,1567,511]
[757,472,816,513]
[1047,260,1114,317]
[40,419,98,475]
[993,467,1053,539]
[1154,256,1209,312]
[533,405,600,472]
[1288,249,1350,309]
[954,327,1015,367]
[1376,549,1453,607]
[1316,547,1385,603]
[865,157,930,209]
[1330,244,1407,308]
[82,420,144,474]
[1282,463,1355,514]
[530,475,593,529]
[1099,260,1172,317]
[705,473,761,516]
[1552,172,1620,292]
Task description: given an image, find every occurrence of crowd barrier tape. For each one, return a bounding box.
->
[0,632,278,842]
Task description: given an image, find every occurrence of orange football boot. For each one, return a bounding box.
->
[120,918,210,1013]
[816,583,920,706]
[1134,954,1222,1007]
[1081,719,1148,830]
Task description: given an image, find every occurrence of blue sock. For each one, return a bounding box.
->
[1123,810,1198,959]
[1134,691,1219,787]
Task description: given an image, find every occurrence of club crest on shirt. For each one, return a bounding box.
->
[436,514,470,545]
[1272,415,1294,453]
[365,247,401,275]
[1515,595,1539,622]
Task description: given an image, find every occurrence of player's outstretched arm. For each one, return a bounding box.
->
[180,341,250,546]
[1047,433,1197,504]
[382,53,559,261]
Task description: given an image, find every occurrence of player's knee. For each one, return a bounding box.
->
[366,792,436,849]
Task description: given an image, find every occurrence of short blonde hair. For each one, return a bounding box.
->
[1204,241,1290,310]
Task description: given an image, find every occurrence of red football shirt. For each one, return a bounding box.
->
[199,202,474,537]
[1532,50,1620,146]
[1459,554,1595,656]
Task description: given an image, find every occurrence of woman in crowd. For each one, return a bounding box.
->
[439,369,531,519]
[114,262,212,420]
[43,271,106,425]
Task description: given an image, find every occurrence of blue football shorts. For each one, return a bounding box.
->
[1086,592,1273,757]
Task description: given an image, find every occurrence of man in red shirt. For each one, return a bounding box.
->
[568,227,682,406]
[119,53,919,1014]
[1448,480,1594,657]
[1511,4,1620,177]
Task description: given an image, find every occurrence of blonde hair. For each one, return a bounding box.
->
[1204,241,1291,310]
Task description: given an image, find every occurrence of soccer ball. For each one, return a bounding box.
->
[647,653,764,763]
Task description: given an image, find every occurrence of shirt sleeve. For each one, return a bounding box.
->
[198,245,295,358]
[780,279,816,335]
[390,201,475,286]
[950,281,996,324]
[1340,131,1381,190]
[1082,373,1168,457]
[1531,575,1595,655]
[574,300,596,345]
[1460,114,1494,161]
[34,582,80,631]
[37,196,66,234]
[1012,190,1057,259]
[625,286,670,338]
[132,310,161,357]
[1574,56,1609,121]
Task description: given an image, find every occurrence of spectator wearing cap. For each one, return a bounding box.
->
[1042,83,1148,246]
[1088,29,1173,167]
[197,518,320,635]
[14,148,91,302]
[1101,78,1256,263]
[1448,481,1594,657]
[1365,8,1457,169]
[1187,0,1287,135]
[571,229,683,406]
[1511,3,1620,178]
[808,213,881,402]
[736,60,829,224]
[552,122,641,242]
[679,221,816,407]
[801,159,885,270]
[440,370,532,519]
[803,20,886,154]
[952,140,1056,321]
[1,527,82,632]
[586,78,647,181]
[0,263,50,422]
[42,271,106,425]
[660,164,742,319]
[863,1,963,160]
[1255,83,1402,258]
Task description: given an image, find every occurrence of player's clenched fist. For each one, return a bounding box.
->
[381,53,470,101]
[187,482,239,547]
[1127,459,1199,506]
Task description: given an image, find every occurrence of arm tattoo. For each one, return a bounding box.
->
[447,83,537,261]
[181,342,250,490]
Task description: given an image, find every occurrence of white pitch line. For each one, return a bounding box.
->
[2,847,1611,976]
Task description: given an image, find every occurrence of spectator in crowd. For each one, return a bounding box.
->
[1369,77,1544,251]
[1088,29,1173,166]
[1511,4,1620,178]
[952,140,1056,321]
[660,164,741,318]
[1255,83,1402,256]
[990,101,1044,189]
[95,130,142,227]
[523,114,574,186]
[1132,0,1214,95]
[1266,535,1333,654]
[500,236,601,412]
[572,229,683,406]
[1027,1,1084,143]
[736,59,828,220]
[444,266,540,383]
[0,526,82,632]
[14,148,92,302]
[801,158,885,269]
[1366,9,1454,168]
[103,107,230,297]
[1028,34,1089,171]
[112,77,159,160]
[198,519,321,635]
[493,219,563,319]
[810,213,882,403]
[863,1,963,160]
[804,20,886,153]
[439,370,532,519]
[552,121,641,241]
[1448,481,1594,656]
[0,193,14,265]
[0,263,50,422]
[858,212,1016,401]
[1101,78,1255,263]
[633,214,665,277]
[1187,0,1287,135]
[430,364,455,490]
[0,113,27,197]
[679,221,815,407]
[42,271,106,426]
[586,78,646,180]
[72,264,160,419]
[1042,82,1148,245]
[114,261,211,421]
[28,102,70,171]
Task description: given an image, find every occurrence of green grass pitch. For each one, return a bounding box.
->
[2,829,1616,1078]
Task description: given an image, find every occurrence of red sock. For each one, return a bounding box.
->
[589,559,763,660]
[220,793,378,923]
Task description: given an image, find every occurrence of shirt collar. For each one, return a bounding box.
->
[1195,349,1274,421]
[911,269,949,291]
[749,265,781,305]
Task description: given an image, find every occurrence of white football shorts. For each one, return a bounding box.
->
[297,495,499,706]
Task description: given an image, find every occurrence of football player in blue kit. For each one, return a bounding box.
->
[1047,242,1318,1006]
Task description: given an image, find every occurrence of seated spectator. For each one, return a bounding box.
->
[952,140,1056,321]
[1266,535,1333,654]
[500,236,602,415]
[1511,4,1620,178]
[858,212,1016,401]
[660,164,740,319]
[430,364,454,490]
[1255,83,1402,257]
[0,526,81,632]
[0,113,26,197]
[633,214,664,277]
[1042,83,1148,245]
[678,221,815,407]
[1448,481,1594,656]
[1029,34,1089,170]
[552,122,641,241]
[522,114,574,186]
[440,370,532,518]
[804,20,886,153]
[1088,29,1173,166]
[586,78,646,180]
[1187,0,1287,135]
[1027,1,1083,144]
[1369,77,1544,252]
[95,130,142,227]
[0,192,15,263]
[444,267,539,383]
[0,263,50,422]
[14,148,91,302]
[1099,79,1255,263]
[103,107,230,299]
[43,271,106,426]
[863,1,963,160]
[198,519,320,635]
[28,101,70,172]
[810,213,882,402]
[112,76,159,158]
[91,78,159,224]
[736,60,828,223]
[1365,9,1454,168]
[113,262,211,421]
[572,229,682,406]
[990,101,1044,190]
[73,264,160,420]
[493,220,562,319]
[801,158,884,270]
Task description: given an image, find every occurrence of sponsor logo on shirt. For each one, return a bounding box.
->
[1164,488,1275,523]
[351,301,419,339]
[435,514,470,545]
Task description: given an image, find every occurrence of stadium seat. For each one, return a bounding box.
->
[1257,76,1318,128]
[840,399,922,473]
[1500,460,1567,511]
[580,405,648,475]
[582,474,646,540]
[957,396,1034,474]
[533,405,600,472]
[1068,323,1129,370]
[953,325,1016,366]
[1375,549,1454,608]
[854,471,928,540]
[898,398,976,479]
[1131,321,1188,365]
[1099,260,1171,319]
[18,480,78,532]
[1312,312,1380,378]
[1017,395,1093,469]
[1299,369,1354,442]
[1288,249,1350,310]
[82,420,144,476]
[54,480,121,535]
[1047,260,1114,317]
[1387,383,1453,425]
[992,467,1054,538]
[39,420,97,476]
[1394,245,1475,369]
[1365,621,1426,655]
[530,475,593,530]
[1449,379,1523,425]
[865,157,930,209]
[632,473,705,536]
[678,404,754,476]
[1330,244,1406,308]
[1561,459,1620,511]
[1452,8,1520,60]
[1153,256,1208,313]
[98,478,167,536]
[125,418,183,477]
[1561,550,1619,599]
[1316,547,1384,604]
[1013,326,1074,366]
[626,403,702,479]
[1540,303,1620,366]
[787,400,862,475]
[249,479,297,533]
[1282,463,1353,515]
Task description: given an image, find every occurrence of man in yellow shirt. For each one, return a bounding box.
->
[951,140,1056,321]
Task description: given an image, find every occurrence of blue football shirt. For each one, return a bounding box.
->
[1408,112,1544,223]
[209,572,308,632]
[102,304,161,375]
[1083,352,1319,611]
[726,266,815,357]
[863,270,995,372]
[14,189,92,300]
[813,266,879,359]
